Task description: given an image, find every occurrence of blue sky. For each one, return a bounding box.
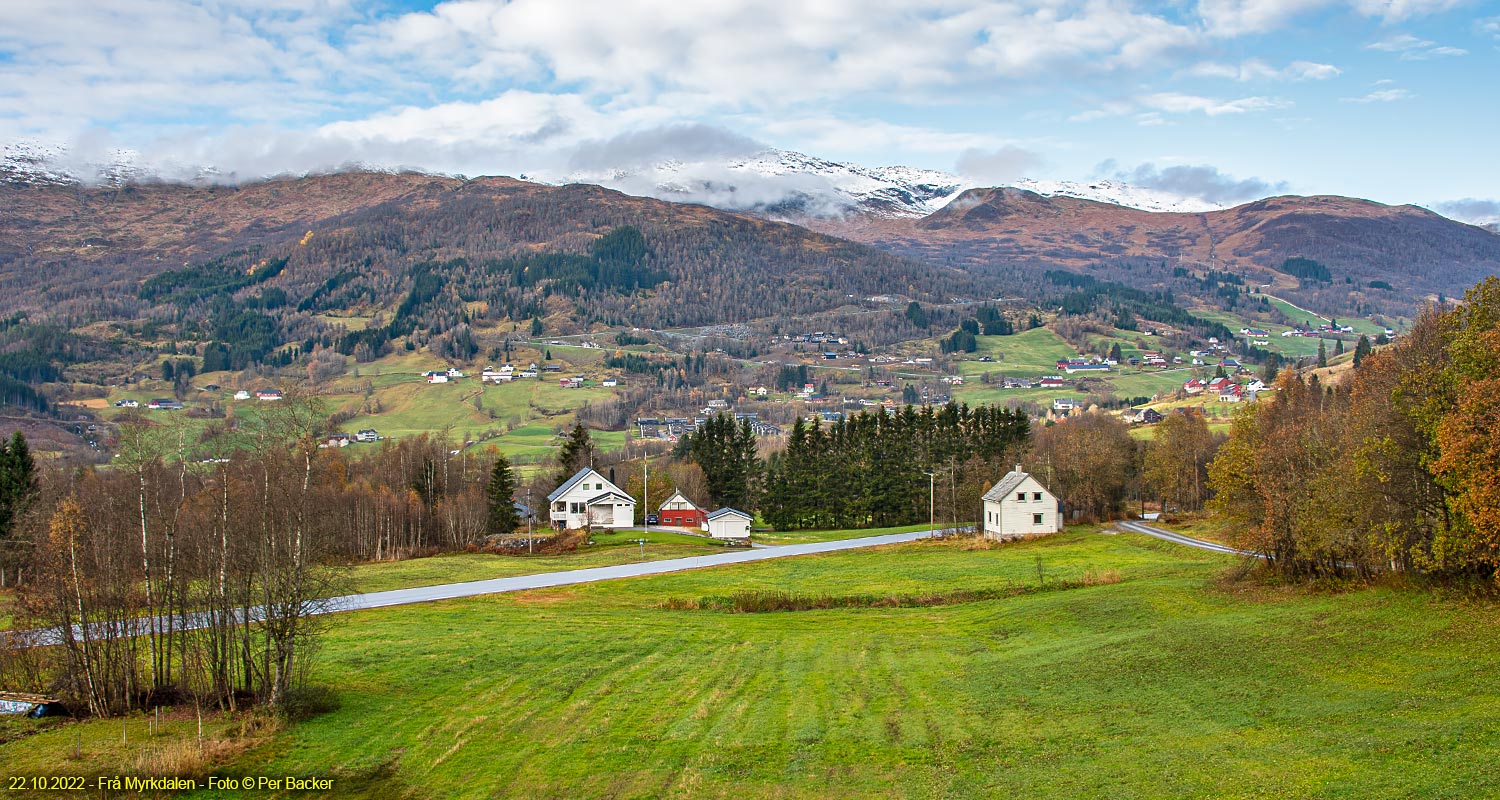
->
[0,0,1495,219]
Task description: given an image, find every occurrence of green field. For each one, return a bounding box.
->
[947,328,1207,407]
[94,347,632,462]
[956,327,1078,375]
[346,532,727,594]
[6,528,1498,799]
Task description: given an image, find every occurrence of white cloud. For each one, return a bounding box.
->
[1196,0,1332,36]
[1366,33,1468,59]
[955,145,1046,183]
[1100,160,1289,204]
[1187,58,1342,81]
[1341,87,1414,102]
[1433,198,1500,225]
[1197,0,1465,35]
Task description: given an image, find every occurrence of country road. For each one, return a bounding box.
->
[8,528,957,647]
[337,527,954,612]
[1115,520,1260,558]
[10,523,1246,648]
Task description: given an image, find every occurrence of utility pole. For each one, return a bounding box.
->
[643,457,649,532]
[923,471,936,538]
[526,488,533,555]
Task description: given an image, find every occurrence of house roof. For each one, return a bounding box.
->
[706,507,752,521]
[548,468,600,502]
[658,490,699,511]
[585,491,635,506]
[981,468,1039,503]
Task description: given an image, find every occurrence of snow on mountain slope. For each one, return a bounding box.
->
[1007,178,1224,213]
[5,138,1226,218]
[559,149,1226,218]
[1,140,151,187]
[556,149,966,218]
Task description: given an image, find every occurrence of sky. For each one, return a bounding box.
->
[0,0,1496,220]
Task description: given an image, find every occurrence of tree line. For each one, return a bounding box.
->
[1207,277,1500,581]
[0,397,533,717]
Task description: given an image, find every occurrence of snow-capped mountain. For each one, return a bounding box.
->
[6,138,1226,218]
[1,140,150,187]
[556,149,967,219]
[1006,178,1224,213]
[559,148,1226,219]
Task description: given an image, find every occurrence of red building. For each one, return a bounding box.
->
[658,490,708,528]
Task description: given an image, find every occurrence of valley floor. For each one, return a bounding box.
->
[3,529,1497,799]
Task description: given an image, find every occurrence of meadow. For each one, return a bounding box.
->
[4,528,1497,799]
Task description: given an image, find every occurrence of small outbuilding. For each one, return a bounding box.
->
[705,507,753,540]
[980,465,1062,541]
[658,490,708,529]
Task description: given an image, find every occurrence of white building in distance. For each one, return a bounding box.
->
[980,466,1062,540]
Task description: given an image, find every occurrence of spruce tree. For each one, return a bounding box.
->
[1334,339,1345,357]
[1262,352,1281,383]
[1353,335,1372,367]
[0,431,37,549]
[555,423,595,487]
[1317,339,1328,368]
[485,454,520,535]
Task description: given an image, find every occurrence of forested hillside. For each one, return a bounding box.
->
[812,188,1500,317]
[0,171,976,347]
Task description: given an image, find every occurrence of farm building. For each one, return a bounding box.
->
[706,508,753,540]
[980,466,1062,541]
[658,490,708,528]
[547,468,637,530]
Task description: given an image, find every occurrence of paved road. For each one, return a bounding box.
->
[336,528,955,612]
[10,528,959,647]
[15,523,1245,647]
[1115,520,1260,558]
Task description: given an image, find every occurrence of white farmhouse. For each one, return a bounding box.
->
[547,468,637,530]
[980,466,1062,541]
[705,507,753,540]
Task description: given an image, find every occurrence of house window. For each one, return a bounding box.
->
[1033,513,1043,525]
[1032,492,1042,501]
[1016,492,1026,501]
[570,502,584,514]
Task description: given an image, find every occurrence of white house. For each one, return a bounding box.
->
[232,390,250,401]
[980,466,1062,541]
[705,507,753,540]
[547,468,637,530]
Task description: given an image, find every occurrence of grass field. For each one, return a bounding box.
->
[751,522,954,545]
[345,532,727,594]
[5,528,1498,799]
[957,327,1078,375]
[93,346,632,462]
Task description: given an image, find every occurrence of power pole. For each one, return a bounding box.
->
[923,471,936,538]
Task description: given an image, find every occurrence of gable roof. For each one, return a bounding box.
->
[658,490,699,511]
[981,468,1044,503]
[548,468,611,502]
[585,491,635,506]
[706,507,752,522]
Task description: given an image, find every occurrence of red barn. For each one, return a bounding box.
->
[658,490,708,528]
